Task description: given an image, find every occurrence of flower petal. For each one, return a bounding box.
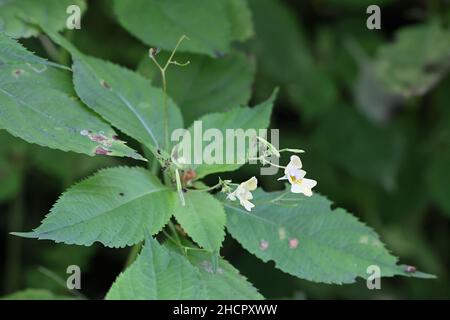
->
[302,178,317,190]
[241,199,255,212]
[290,183,303,193]
[290,155,302,169]
[244,176,258,191]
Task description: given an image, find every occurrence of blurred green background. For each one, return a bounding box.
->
[1,0,449,299]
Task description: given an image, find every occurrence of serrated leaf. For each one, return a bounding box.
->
[173,191,226,253]
[227,0,254,42]
[106,236,204,299]
[0,62,144,161]
[113,0,231,57]
[0,32,66,69]
[177,90,276,180]
[374,23,450,97]
[183,248,263,300]
[222,188,435,284]
[44,30,183,156]
[13,167,175,247]
[0,0,86,38]
[138,51,255,126]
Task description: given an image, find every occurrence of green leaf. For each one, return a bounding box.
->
[13,167,175,247]
[0,0,86,38]
[227,0,254,42]
[45,30,183,155]
[222,188,435,284]
[113,0,231,57]
[248,0,337,119]
[426,147,450,216]
[106,236,204,299]
[1,288,73,300]
[0,131,25,203]
[312,108,405,190]
[183,248,263,299]
[0,62,144,161]
[173,191,226,253]
[138,51,255,125]
[374,23,450,97]
[0,32,66,69]
[177,90,276,180]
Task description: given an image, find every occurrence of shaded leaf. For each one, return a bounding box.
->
[113,0,231,57]
[374,23,450,97]
[0,0,86,38]
[1,288,73,300]
[138,51,255,125]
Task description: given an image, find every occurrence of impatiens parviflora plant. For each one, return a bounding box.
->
[0,29,435,300]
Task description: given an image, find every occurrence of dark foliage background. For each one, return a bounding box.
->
[1,0,449,299]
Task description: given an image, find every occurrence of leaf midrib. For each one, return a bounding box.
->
[35,187,170,235]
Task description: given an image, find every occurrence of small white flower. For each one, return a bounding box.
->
[278,155,317,196]
[227,177,258,212]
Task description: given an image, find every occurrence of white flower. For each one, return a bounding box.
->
[278,155,317,196]
[227,177,258,212]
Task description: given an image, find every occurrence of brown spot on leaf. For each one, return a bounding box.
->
[12,69,25,78]
[100,80,111,89]
[95,146,110,155]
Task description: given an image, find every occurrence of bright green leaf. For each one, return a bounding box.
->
[45,30,183,155]
[176,90,276,180]
[13,167,175,247]
[0,62,144,161]
[173,191,226,253]
[184,248,263,299]
[106,236,204,299]
[222,188,435,284]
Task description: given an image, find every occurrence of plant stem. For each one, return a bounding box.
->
[168,221,182,246]
[162,72,169,151]
[124,242,143,268]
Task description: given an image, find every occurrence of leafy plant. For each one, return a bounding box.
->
[0,0,441,300]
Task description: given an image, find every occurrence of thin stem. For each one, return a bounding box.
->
[38,267,86,300]
[168,221,182,246]
[162,72,169,150]
[187,181,222,192]
[149,35,189,151]
[38,35,60,62]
